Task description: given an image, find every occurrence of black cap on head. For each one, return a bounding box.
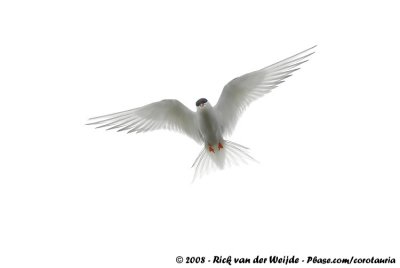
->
[196,98,208,107]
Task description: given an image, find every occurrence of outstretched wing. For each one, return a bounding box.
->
[214,45,316,136]
[87,99,203,144]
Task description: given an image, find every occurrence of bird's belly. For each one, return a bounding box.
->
[202,130,220,145]
[199,111,222,146]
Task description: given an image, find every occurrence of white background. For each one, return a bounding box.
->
[1,0,399,267]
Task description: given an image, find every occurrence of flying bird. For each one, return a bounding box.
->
[88,46,316,179]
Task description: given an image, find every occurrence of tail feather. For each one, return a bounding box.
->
[191,140,257,181]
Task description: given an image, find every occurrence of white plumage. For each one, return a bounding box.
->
[87,46,316,179]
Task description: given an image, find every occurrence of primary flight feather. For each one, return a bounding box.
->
[88,46,316,179]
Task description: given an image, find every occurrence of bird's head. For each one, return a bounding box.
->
[196,98,209,110]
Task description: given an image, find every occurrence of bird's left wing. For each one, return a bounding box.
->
[214,45,316,136]
[87,99,203,144]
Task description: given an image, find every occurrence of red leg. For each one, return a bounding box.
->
[208,145,215,153]
[218,142,223,150]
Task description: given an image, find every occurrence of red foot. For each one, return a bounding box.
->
[218,142,223,150]
[208,145,215,153]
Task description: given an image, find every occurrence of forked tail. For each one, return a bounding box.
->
[191,140,257,181]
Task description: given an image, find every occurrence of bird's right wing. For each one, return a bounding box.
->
[87,99,203,144]
[214,46,316,136]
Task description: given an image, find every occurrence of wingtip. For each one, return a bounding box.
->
[88,115,104,120]
[95,125,108,129]
[303,45,317,54]
[86,121,100,126]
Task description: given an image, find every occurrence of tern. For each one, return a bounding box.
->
[88,46,316,179]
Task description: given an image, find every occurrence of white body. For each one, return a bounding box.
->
[197,103,222,146]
